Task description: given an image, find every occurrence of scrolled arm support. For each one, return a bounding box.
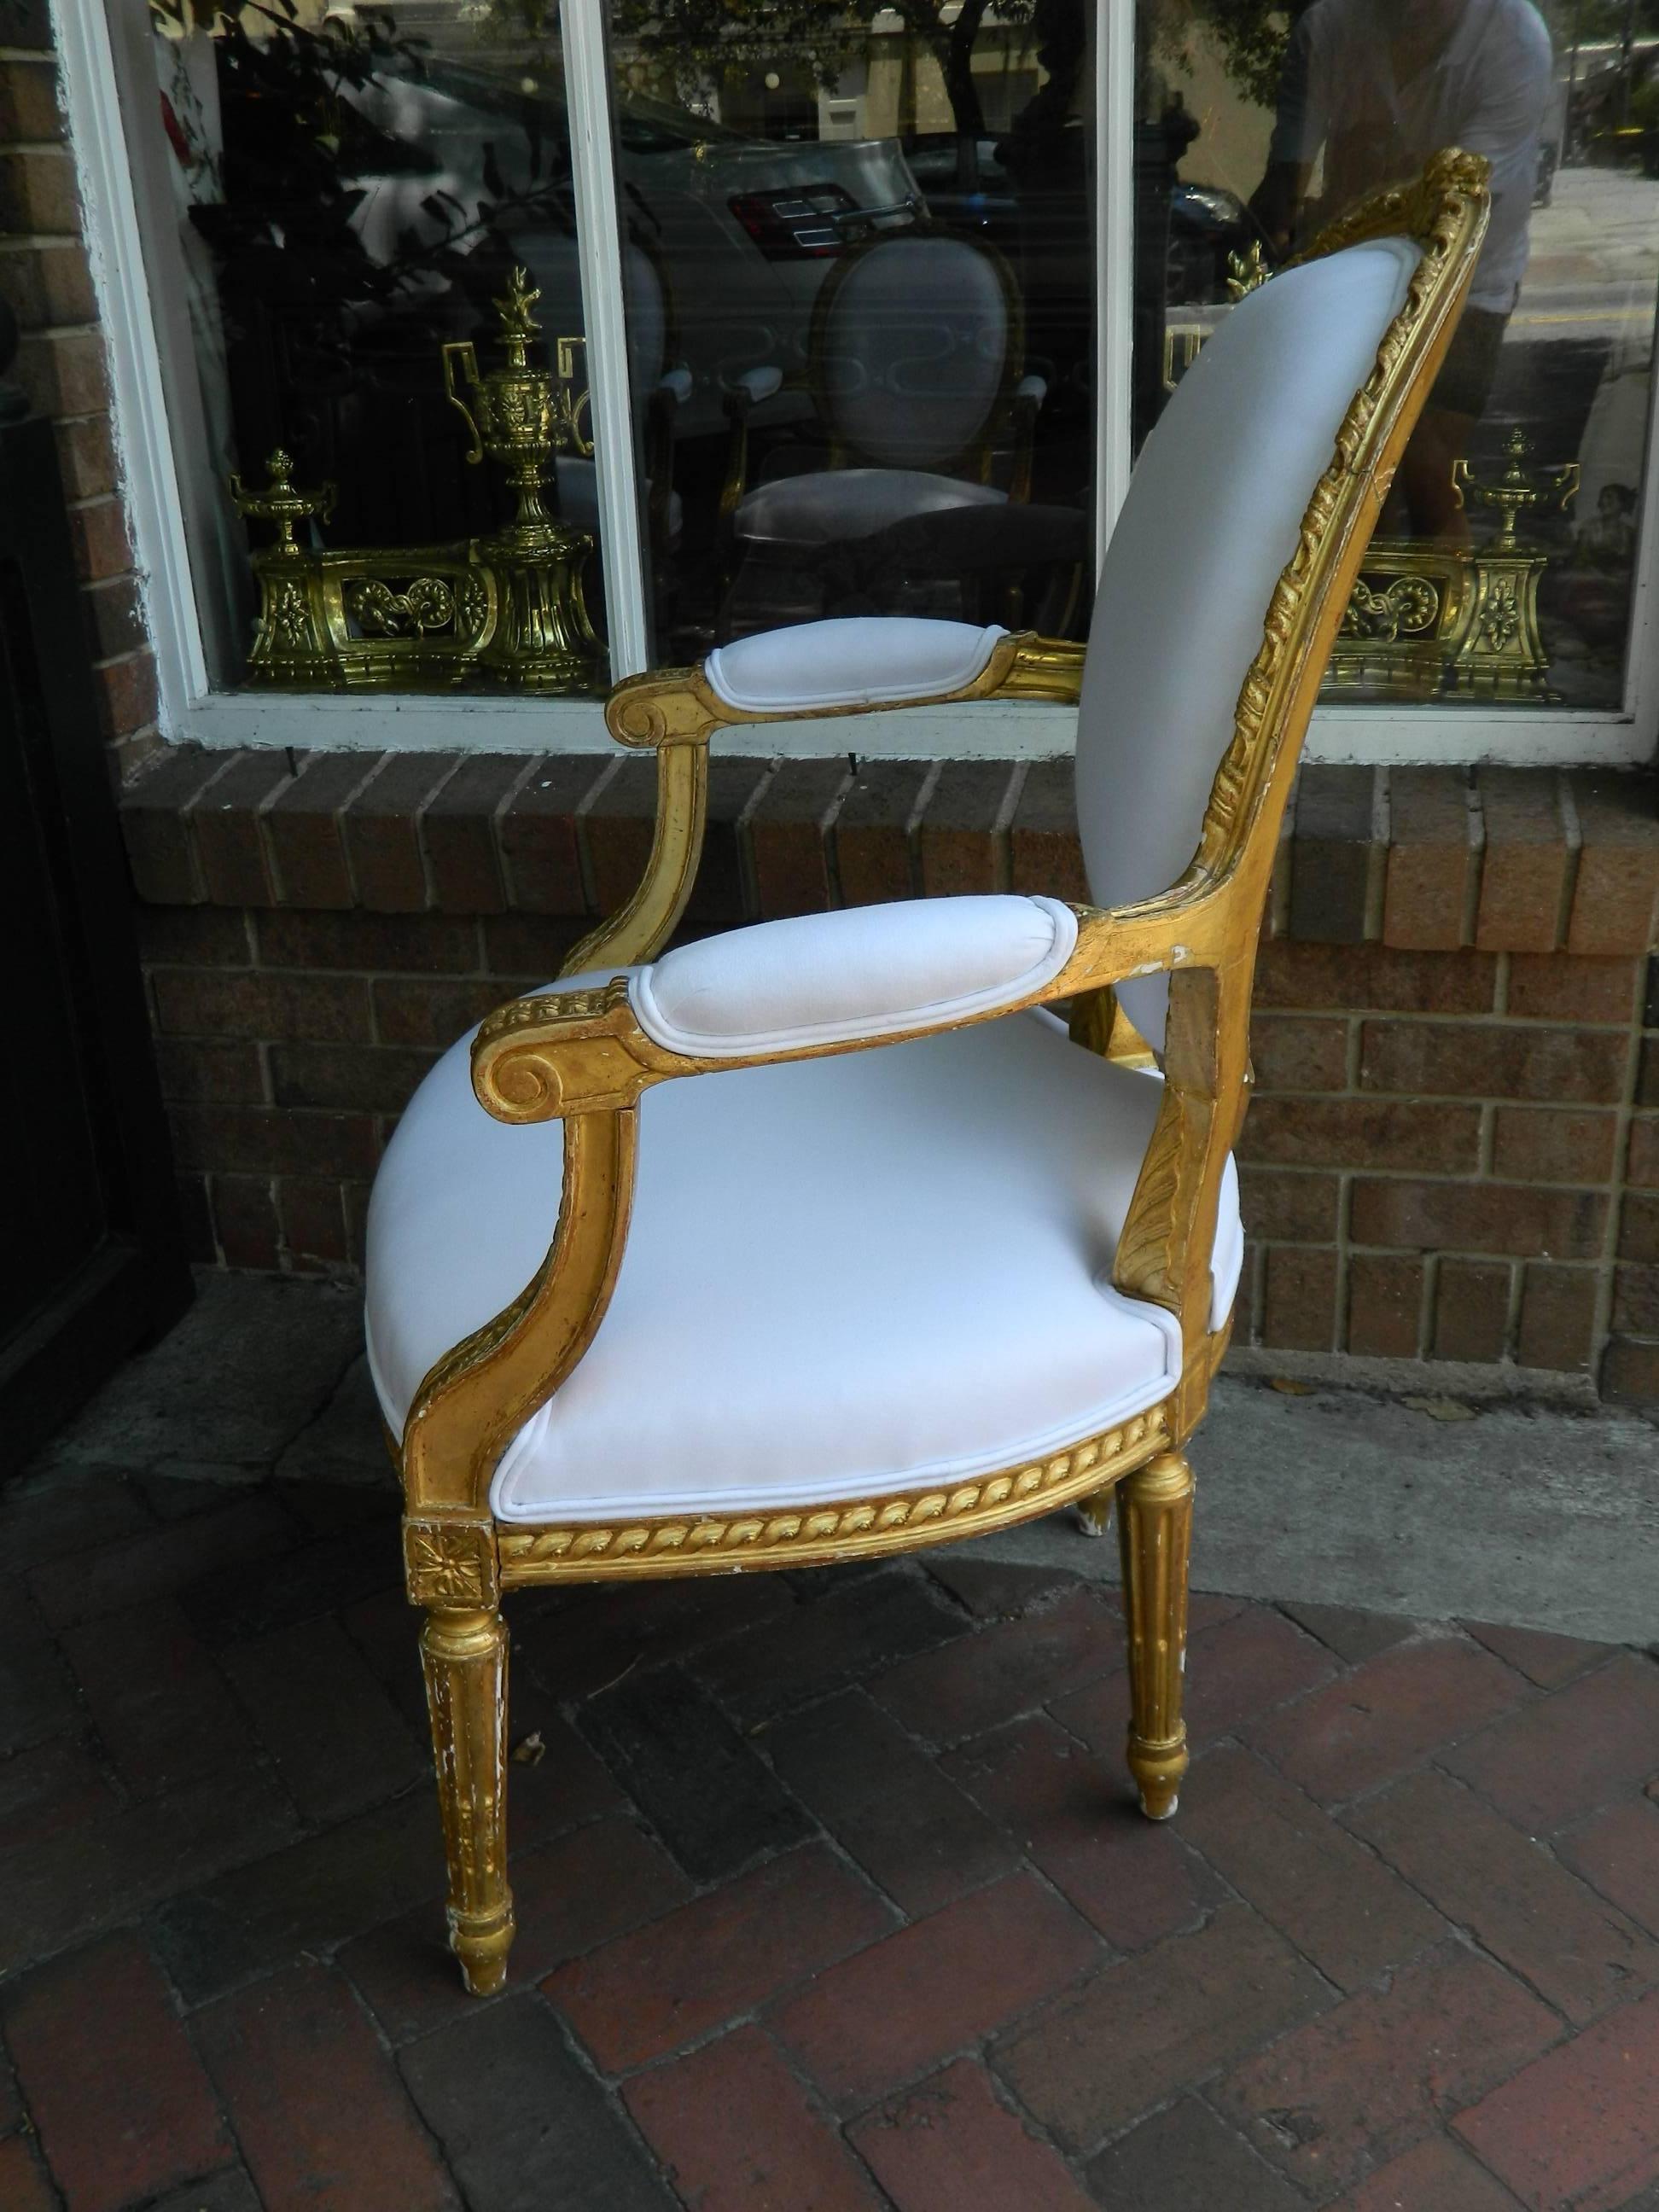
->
[563,629,1085,977]
[401,1106,638,1515]
[473,978,676,1123]
[474,874,1236,1129]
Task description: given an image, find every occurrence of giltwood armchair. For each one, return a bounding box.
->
[365,153,1490,1996]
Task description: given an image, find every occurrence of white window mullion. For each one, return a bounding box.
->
[56,0,212,726]
[561,1,652,681]
[1620,348,1659,754]
[1093,0,1135,573]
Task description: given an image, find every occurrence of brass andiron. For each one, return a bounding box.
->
[231,268,603,695]
[1329,431,1579,703]
[227,447,336,556]
[1161,279,1580,706]
[444,268,576,550]
[1446,429,1578,701]
[1452,425,1580,553]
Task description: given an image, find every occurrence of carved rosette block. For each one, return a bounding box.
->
[1116,1450,1194,1820]
[405,1516,500,1607]
[420,1603,513,1996]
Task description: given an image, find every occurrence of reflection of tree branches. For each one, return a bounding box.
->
[162,0,571,338]
[1147,0,1302,111]
[484,0,1036,137]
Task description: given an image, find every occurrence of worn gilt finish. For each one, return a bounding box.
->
[421,1604,513,1995]
[395,155,1490,1991]
[1114,1452,1197,1819]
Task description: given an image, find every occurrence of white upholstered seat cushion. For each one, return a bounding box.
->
[734,468,1006,547]
[704,617,1005,713]
[364,990,1243,1525]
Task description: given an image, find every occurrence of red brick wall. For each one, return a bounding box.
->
[10,1,1657,1406]
[119,748,1659,1408]
[0,0,162,777]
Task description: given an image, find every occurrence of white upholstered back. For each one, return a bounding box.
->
[1079,239,1420,1045]
[818,236,1012,469]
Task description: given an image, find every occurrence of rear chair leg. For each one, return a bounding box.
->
[422,1603,515,1995]
[1115,1451,1194,1821]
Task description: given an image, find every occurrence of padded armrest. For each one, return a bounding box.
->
[657,365,693,405]
[1014,372,1048,405]
[725,364,783,405]
[630,894,1079,1058]
[703,617,1008,714]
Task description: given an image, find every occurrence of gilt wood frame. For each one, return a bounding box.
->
[394,154,1490,1992]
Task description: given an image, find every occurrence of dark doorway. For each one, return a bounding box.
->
[0,309,191,1476]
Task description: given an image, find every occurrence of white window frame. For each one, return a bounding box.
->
[59,0,1659,766]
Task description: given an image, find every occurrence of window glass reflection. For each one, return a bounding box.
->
[1139,0,1659,710]
[149,0,608,696]
[605,0,1097,655]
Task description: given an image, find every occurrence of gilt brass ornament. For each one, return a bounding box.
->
[1447,429,1579,701]
[1328,433,1580,703]
[231,269,602,695]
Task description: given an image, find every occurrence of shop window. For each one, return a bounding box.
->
[144,0,608,698]
[74,0,1659,758]
[1137,0,1659,715]
[604,3,1095,659]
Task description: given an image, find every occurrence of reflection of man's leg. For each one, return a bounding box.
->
[1400,407,1478,543]
[1397,307,1509,543]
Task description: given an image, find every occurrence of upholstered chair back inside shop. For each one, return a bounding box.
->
[718,228,1055,626]
[364,154,1491,1994]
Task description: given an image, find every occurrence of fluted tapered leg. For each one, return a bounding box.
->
[422,1604,514,1995]
[1116,1451,1194,1820]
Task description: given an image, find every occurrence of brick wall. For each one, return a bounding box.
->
[119,747,1659,1408]
[10,0,1658,1407]
[0,0,161,777]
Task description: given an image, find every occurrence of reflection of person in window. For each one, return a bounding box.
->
[1575,482,1638,573]
[1250,0,1552,543]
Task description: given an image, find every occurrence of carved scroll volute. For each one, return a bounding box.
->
[471,980,663,1125]
[604,667,721,748]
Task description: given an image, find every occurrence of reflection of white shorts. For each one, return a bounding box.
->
[1577,358,1651,516]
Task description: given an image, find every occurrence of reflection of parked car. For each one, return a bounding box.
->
[899,133,1016,237]
[902,128,1255,310]
[344,63,923,434]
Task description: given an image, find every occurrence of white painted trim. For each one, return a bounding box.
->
[1093,0,1134,568]
[1618,346,1659,756]
[54,0,210,726]
[168,688,1076,759]
[561,0,652,680]
[1306,704,1651,766]
[161,685,1650,765]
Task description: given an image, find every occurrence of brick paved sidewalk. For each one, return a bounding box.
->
[3,1453,1658,2210]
